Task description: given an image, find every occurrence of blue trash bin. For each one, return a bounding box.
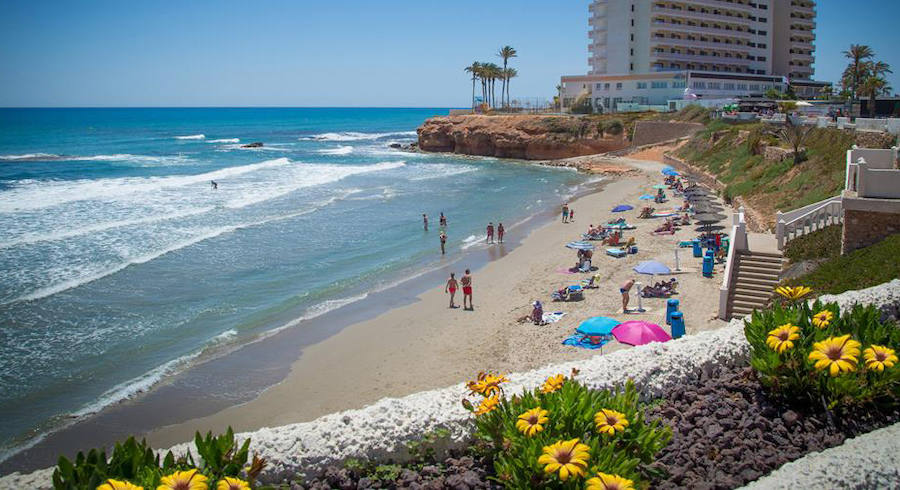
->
[670,311,685,339]
[702,255,714,277]
[666,299,680,325]
[692,239,702,258]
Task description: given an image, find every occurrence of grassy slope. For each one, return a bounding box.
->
[783,234,900,295]
[782,224,842,263]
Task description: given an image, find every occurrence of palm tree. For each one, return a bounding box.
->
[497,46,517,108]
[842,44,874,98]
[464,62,481,109]
[482,63,501,108]
[777,116,815,167]
[861,76,890,116]
[503,67,518,110]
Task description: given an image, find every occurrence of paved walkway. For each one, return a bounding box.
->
[747,232,780,254]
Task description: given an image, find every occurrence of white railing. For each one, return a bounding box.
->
[718,206,747,320]
[845,146,899,192]
[775,196,843,250]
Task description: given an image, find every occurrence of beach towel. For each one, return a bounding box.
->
[651,212,679,218]
[606,223,636,230]
[542,311,566,323]
[562,334,609,350]
[606,248,626,258]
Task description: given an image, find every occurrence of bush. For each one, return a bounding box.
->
[605,119,624,135]
[782,225,842,263]
[53,428,265,490]
[463,371,670,488]
[744,287,900,412]
[784,234,900,294]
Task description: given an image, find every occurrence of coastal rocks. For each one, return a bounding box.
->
[416,115,630,160]
[241,142,264,148]
[389,142,418,152]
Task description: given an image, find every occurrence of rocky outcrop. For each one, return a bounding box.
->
[417,115,630,160]
[241,142,264,148]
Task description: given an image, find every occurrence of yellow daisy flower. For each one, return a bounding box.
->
[586,472,635,490]
[808,335,861,376]
[515,407,549,436]
[474,395,500,415]
[864,345,898,372]
[466,372,508,396]
[98,480,143,490]
[766,324,800,354]
[811,310,834,329]
[216,477,251,490]
[594,409,629,436]
[775,285,812,301]
[157,469,208,490]
[541,373,565,394]
[536,438,590,481]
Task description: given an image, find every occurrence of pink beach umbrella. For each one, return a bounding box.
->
[612,320,672,346]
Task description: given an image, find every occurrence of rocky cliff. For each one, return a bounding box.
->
[417,115,630,160]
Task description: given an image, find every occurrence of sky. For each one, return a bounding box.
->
[0,0,897,107]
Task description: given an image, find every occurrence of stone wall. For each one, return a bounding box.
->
[631,121,704,147]
[854,129,897,150]
[841,208,900,254]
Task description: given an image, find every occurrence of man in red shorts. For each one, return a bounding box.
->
[461,269,474,310]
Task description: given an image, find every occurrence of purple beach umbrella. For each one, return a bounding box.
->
[612,320,672,346]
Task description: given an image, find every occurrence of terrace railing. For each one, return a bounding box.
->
[718,207,747,320]
[775,196,843,250]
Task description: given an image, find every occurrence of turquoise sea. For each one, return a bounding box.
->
[0,108,590,461]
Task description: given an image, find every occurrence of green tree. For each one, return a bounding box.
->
[497,46,517,108]
[464,62,481,109]
[842,44,874,99]
[861,76,891,116]
[776,116,815,167]
[503,67,518,110]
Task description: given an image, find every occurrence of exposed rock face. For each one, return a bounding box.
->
[417,115,630,160]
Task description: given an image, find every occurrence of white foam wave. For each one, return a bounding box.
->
[0,153,59,161]
[461,234,487,250]
[175,134,205,140]
[408,164,478,181]
[207,138,240,143]
[302,131,417,142]
[211,329,238,343]
[1,153,191,165]
[317,145,354,155]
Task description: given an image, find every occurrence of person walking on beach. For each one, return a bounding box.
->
[440,231,447,255]
[461,269,473,310]
[440,212,447,228]
[620,278,635,313]
[423,213,428,231]
[445,272,459,308]
[486,222,494,244]
[562,203,569,223]
[569,208,575,222]
[497,222,505,243]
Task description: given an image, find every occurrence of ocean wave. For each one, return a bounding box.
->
[301,131,417,142]
[316,145,354,155]
[175,134,205,140]
[0,153,60,161]
[461,234,487,250]
[206,138,240,143]
[1,153,192,165]
[408,164,478,181]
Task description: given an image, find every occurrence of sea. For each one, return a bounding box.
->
[0,108,590,464]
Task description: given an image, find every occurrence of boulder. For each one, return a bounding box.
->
[241,142,264,148]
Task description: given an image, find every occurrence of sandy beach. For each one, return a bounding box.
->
[147,155,729,447]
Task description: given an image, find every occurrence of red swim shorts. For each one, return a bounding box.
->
[463,286,472,295]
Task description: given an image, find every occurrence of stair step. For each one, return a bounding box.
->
[736,272,781,283]
[738,254,785,265]
[730,306,757,316]
[732,299,767,310]
[734,275,780,287]
[739,258,786,269]
[740,251,784,259]
[733,287,772,299]
[738,264,782,275]
[733,281,776,292]
[732,294,771,305]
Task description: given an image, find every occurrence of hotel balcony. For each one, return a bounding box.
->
[791,53,814,62]
[651,18,755,40]
[652,50,757,68]
[651,34,761,52]
[651,4,754,24]
[791,29,816,40]
[790,17,816,29]
[791,40,814,50]
[791,4,815,16]
[678,0,757,15]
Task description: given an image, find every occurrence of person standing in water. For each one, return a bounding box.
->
[445,272,458,308]
[210,180,218,190]
[439,231,447,255]
[497,222,505,243]
[439,212,447,228]
[423,213,428,231]
[461,269,473,310]
[486,222,494,244]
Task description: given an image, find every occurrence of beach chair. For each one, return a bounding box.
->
[605,248,627,258]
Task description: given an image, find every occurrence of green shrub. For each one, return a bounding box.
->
[784,234,900,294]
[605,119,624,135]
[782,225,842,263]
[464,372,670,488]
[744,290,900,411]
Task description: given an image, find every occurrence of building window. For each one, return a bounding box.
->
[673,81,686,88]
[631,19,634,26]
[630,33,634,41]
[724,83,735,90]
[630,63,634,70]
[637,82,648,89]
[596,83,604,90]
[651,81,668,89]
[758,43,767,48]
[631,4,635,11]
[708,82,721,89]
[759,17,767,22]
[758,30,767,35]
[630,48,634,56]
[749,84,760,91]
[616,82,623,90]
[737,83,748,90]
[604,83,610,90]
[692,81,706,89]
[758,56,766,61]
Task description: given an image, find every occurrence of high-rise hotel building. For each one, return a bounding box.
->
[563,0,827,112]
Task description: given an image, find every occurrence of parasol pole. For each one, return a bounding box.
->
[635,281,646,312]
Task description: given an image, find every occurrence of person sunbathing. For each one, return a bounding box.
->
[639,207,655,219]
[602,231,622,245]
[552,287,570,302]
[530,301,547,325]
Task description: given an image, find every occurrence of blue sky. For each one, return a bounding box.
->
[0,0,897,107]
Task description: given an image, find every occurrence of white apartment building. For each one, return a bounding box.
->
[566,0,825,112]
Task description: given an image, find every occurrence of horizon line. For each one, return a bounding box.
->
[0,106,465,110]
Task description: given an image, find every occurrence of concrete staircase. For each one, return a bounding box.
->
[727,250,786,319]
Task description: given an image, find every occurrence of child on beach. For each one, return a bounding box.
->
[620,278,635,313]
[569,208,575,222]
[486,222,494,244]
[497,222,504,243]
[445,273,458,308]
[461,269,473,310]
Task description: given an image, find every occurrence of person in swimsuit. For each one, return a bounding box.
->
[461,269,473,310]
[439,212,447,227]
[439,231,447,255]
[562,203,569,223]
[486,222,494,244]
[423,213,428,231]
[620,278,635,313]
[445,272,458,308]
[497,222,504,243]
[569,208,575,222]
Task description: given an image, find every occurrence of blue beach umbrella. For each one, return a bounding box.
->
[576,316,620,336]
[639,194,655,200]
[566,241,595,251]
[612,204,633,212]
[633,260,672,275]
[662,168,680,176]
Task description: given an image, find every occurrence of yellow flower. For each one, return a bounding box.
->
[864,345,898,372]
[808,335,861,376]
[765,324,800,354]
[536,438,590,481]
[515,407,549,436]
[216,478,251,490]
[594,409,629,436]
[466,372,508,396]
[541,374,565,394]
[474,395,500,415]
[98,480,143,490]
[586,472,635,490]
[811,310,834,329]
[157,469,208,490]
[775,285,812,301]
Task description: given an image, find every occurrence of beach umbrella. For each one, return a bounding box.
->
[633,260,672,275]
[566,241,595,251]
[694,213,727,223]
[686,195,711,203]
[661,168,680,176]
[612,321,672,346]
[612,204,633,212]
[684,189,712,196]
[576,316,620,336]
[696,224,726,233]
[652,184,668,190]
[639,194,655,200]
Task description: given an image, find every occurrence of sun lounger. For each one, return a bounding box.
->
[606,248,627,258]
[567,285,584,300]
[606,223,636,230]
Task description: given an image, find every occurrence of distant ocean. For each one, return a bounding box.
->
[0,108,589,460]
